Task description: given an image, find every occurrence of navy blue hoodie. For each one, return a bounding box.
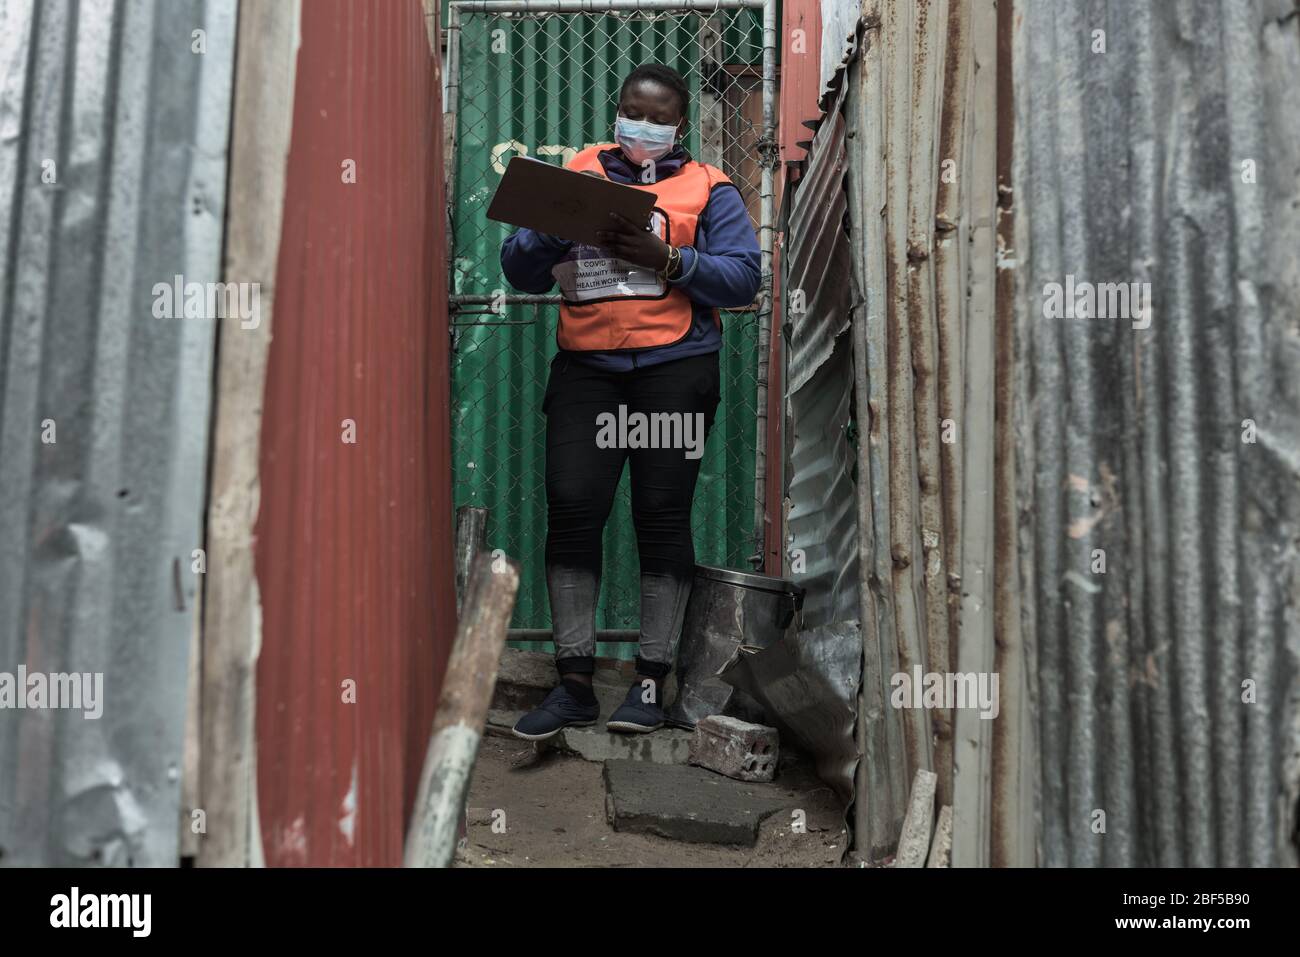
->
[499,144,762,371]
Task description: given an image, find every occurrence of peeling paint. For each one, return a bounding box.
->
[338,760,358,845]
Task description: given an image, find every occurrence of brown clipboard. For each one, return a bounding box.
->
[487,155,657,246]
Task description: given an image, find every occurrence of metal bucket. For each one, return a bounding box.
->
[666,564,805,729]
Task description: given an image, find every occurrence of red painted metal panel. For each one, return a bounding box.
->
[779,0,823,167]
[254,0,456,867]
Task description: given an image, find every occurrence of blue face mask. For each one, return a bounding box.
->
[614,114,679,165]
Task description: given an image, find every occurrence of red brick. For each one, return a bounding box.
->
[688,715,779,782]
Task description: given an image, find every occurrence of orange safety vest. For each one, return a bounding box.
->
[552,144,733,352]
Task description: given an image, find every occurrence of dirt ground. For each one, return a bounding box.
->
[456,734,848,868]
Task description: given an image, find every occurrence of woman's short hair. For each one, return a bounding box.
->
[620,63,690,118]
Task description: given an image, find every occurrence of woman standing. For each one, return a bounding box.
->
[500,63,761,738]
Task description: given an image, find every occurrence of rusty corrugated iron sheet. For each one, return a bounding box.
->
[0,0,237,865]
[991,0,1032,870]
[815,0,1008,862]
[841,12,904,861]
[1011,0,1300,867]
[253,0,457,867]
[838,0,984,861]
[809,0,1299,866]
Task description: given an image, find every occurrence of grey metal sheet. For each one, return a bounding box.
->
[786,338,860,627]
[1013,0,1300,867]
[720,619,862,804]
[785,74,852,395]
[783,61,859,631]
[819,0,861,106]
[0,0,237,866]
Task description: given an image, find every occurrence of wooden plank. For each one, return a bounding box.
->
[405,553,520,868]
[454,505,490,614]
[195,0,301,868]
[927,804,954,867]
[896,768,938,868]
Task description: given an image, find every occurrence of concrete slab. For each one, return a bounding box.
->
[462,737,849,867]
[558,726,693,764]
[484,708,692,764]
[603,759,790,846]
[485,709,525,736]
[492,651,557,711]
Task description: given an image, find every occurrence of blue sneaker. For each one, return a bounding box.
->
[511,684,599,741]
[606,680,666,734]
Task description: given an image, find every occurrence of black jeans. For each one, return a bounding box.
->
[543,351,722,677]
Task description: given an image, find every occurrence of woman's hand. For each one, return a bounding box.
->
[594,211,671,271]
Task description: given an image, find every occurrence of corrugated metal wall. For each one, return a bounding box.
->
[786,0,1299,866]
[252,0,457,867]
[830,0,1006,863]
[1012,0,1300,867]
[448,8,766,638]
[0,0,236,865]
[7,0,1293,872]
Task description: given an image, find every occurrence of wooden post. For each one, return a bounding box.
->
[896,768,938,868]
[927,805,953,867]
[196,0,300,868]
[454,505,490,614]
[405,552,519,868]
